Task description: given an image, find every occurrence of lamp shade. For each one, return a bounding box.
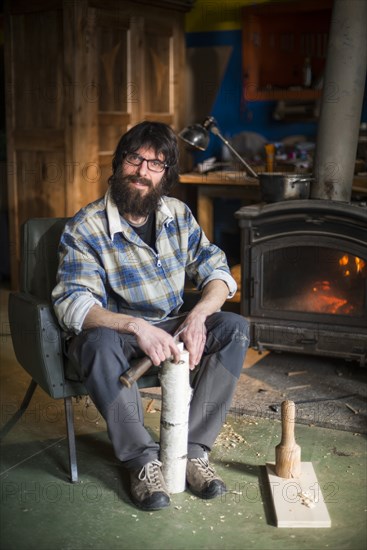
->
[179,116,259,178]
[178,123,210,151]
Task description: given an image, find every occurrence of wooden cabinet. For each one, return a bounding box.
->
[242,0,333,101]
[5,0,192,287]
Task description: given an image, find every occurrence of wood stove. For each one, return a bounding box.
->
[235,200,367,366]
[233,0,367,365]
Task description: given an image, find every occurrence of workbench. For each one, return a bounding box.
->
[179,171,260,241]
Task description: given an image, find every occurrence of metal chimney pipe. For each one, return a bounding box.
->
[312,0,367,201]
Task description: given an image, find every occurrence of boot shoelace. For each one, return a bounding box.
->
[138,460,163,489]
[191,458,216,480]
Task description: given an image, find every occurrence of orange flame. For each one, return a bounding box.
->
[339,255,349,267]
[339,254,365,277]
[310,280,353,314]
[304,254,365,315]
[355,257,365,273]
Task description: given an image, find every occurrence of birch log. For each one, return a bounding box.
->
[159,344,192,493]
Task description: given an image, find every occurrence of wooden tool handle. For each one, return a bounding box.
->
[265,143,275,172]
[280,400,296,445]
[119,356,153,388]
[275,400,301,479]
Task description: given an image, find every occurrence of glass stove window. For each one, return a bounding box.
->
[262,246,366,316]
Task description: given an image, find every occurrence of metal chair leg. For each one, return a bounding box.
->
[64,396,78,483]
[0,379,38,439]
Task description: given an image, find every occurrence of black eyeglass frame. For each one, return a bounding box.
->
[123,151,169,173]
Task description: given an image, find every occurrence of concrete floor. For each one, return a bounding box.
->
[1,287,366,550]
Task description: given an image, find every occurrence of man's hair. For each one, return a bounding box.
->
[108,121,179,194]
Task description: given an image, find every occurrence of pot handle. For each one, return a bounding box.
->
[291,177,314,186]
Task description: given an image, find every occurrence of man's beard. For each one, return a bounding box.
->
[110,173,164,217]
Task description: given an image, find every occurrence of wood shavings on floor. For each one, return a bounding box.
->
[214,422,246,449]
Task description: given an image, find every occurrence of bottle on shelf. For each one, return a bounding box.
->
[303,57,312,88]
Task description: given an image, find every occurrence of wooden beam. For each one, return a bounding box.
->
[63,1,99,216]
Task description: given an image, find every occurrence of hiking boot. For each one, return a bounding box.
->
[186,457,227,499]
[130,460,170,511]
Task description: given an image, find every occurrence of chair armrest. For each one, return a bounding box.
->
[8,292,68,399]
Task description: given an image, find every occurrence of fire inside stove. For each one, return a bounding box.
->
[263,246,366,317]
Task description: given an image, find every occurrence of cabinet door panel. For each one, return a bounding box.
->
[16,150,66,222]
[144,30,172,114]
[12,10,64,130]
[98,26,129,112]
[96,9,132,185]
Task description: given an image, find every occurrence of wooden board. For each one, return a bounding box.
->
[266,462,331,528]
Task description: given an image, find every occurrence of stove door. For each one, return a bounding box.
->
[250,236,366,328]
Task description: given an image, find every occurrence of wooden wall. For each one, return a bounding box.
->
[5,0,193,288]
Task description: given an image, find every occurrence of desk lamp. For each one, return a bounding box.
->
[178,116,258,178]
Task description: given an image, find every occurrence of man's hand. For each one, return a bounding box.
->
[177,314,207,370]
[132,319,181,366]
[175,279,230,370]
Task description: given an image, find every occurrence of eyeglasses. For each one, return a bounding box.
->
[124,152,168,173]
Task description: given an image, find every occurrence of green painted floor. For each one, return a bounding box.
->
[1,290,367,550]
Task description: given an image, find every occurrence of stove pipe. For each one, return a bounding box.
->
[312,0,367,202]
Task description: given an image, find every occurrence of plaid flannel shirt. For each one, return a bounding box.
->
[52,188,237,334]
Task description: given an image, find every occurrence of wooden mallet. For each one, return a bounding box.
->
[119,326,187,389]
[275,400,301,479]
[266,399,331,527]
[119,356,153,389]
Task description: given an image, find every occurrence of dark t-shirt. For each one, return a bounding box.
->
[129,213,156,251]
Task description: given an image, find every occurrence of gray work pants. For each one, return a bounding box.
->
[67,311,249,470]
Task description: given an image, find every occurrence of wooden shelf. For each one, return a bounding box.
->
[244,88,322,102]
[242,0,332,103]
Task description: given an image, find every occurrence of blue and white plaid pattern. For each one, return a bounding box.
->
[52,189,236,334]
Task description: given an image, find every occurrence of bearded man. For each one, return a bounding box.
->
[52,121,249,511]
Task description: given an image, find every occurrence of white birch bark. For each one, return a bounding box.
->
[159,344,192,493]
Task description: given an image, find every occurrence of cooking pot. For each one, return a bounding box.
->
[258,173,312,202]
[208,135,313,202]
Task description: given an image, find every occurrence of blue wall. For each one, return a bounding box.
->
[186,29,366,162]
